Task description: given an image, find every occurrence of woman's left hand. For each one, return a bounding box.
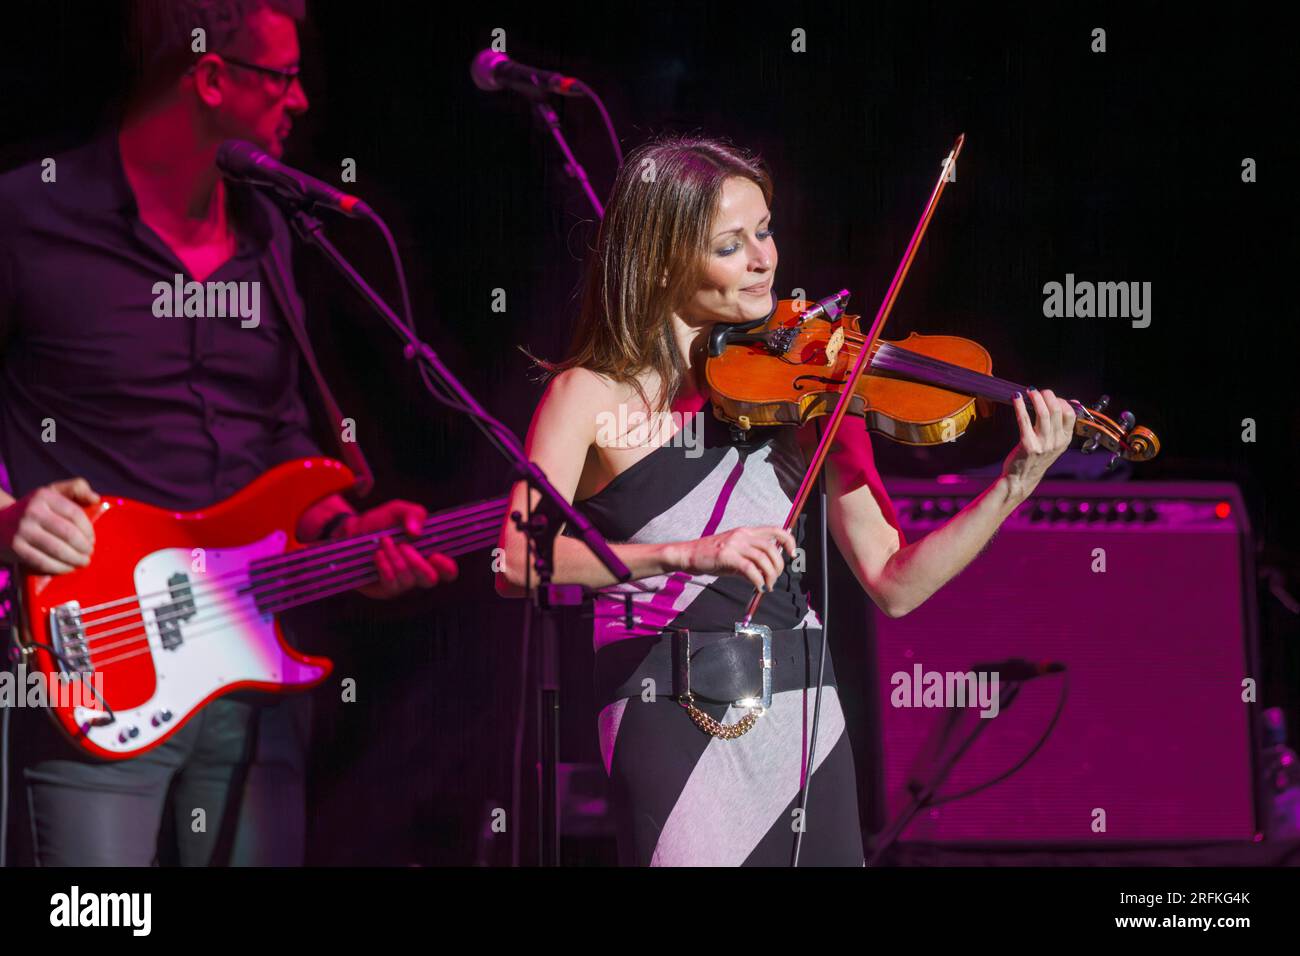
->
[1000,388,1077,502]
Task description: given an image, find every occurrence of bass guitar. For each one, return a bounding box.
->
[7,457,504,759]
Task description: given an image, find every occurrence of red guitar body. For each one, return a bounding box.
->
[16,458,351,760]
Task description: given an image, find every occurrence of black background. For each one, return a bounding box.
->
[2,1,1297,865]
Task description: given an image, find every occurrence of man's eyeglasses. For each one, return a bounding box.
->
[211,55,302,97]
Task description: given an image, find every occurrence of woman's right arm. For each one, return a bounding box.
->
[495,368,676,596]
[494,368,795,597]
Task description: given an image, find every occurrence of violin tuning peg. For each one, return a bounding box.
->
[1119,410,1136,433]
[1106,452,1122,471]
[1081,435,1101,454]
[1091,394,1110,413]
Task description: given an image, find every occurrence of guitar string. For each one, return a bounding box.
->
[87,529,500,672]
[71,497,506,616]
[71,498,505,622]
[73,519,501,657]
[81,528,501,673]
[78,533,499,678]
[79,522,501,658]
[70,513,503,651]
[72,500,506,639]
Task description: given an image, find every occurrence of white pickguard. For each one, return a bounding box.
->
[74,530,326,755]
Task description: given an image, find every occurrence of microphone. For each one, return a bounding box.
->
[796,289,851,324]
[470,49,582,98]
[973,658,1067,682]
[215,140,371,219]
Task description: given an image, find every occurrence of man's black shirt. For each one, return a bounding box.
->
[0,134,323,510]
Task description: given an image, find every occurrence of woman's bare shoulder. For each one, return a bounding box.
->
[545,366,640,411]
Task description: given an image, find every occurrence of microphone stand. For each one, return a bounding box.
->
[284,206,631,867]
[519,86,605,220]
[866,679,1024,866]
[514,85,604,862]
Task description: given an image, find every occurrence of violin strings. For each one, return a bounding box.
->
[863,339,1020,399]
[784,322,1012,399]
[827,334,1100,424]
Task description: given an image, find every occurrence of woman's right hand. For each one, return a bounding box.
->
[0,478,100,574]
[669,526,799,593]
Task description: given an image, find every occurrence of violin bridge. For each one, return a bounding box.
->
[824,326,845,368]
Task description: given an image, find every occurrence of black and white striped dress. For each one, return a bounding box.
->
[572,410,865,866]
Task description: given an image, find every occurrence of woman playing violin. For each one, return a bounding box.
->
[495,134,1076,866]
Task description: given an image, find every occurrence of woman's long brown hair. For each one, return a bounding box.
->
[534,134,773,415]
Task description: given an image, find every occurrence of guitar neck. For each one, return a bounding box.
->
[246,496,507,614]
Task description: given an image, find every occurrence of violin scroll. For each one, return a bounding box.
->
[1070,395,1160,466]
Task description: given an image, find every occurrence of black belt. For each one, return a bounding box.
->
[594,626,833,711]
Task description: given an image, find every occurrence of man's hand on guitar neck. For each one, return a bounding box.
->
[0,478,99,574]
[314,497,458,599]
[2,481,458,599]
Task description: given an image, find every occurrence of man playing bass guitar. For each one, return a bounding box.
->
[0,0,455,865]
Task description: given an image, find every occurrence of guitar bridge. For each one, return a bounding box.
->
[49,601,92,676]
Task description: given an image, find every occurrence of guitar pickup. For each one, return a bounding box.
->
[155,572,197,651]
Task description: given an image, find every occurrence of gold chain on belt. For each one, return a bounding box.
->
[679,692,764,739]
[673,622,774,739]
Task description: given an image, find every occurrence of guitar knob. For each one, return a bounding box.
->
[151,710,174,727]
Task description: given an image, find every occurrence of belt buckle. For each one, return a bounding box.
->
[731,622,773,712]
[671,625,773,740]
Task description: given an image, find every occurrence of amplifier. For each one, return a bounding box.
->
[869,478,1260,844]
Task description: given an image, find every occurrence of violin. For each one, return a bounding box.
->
[705,293,1160,468]
[699,134,1157,754]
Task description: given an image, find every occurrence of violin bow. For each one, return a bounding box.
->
[741,133,966,625]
